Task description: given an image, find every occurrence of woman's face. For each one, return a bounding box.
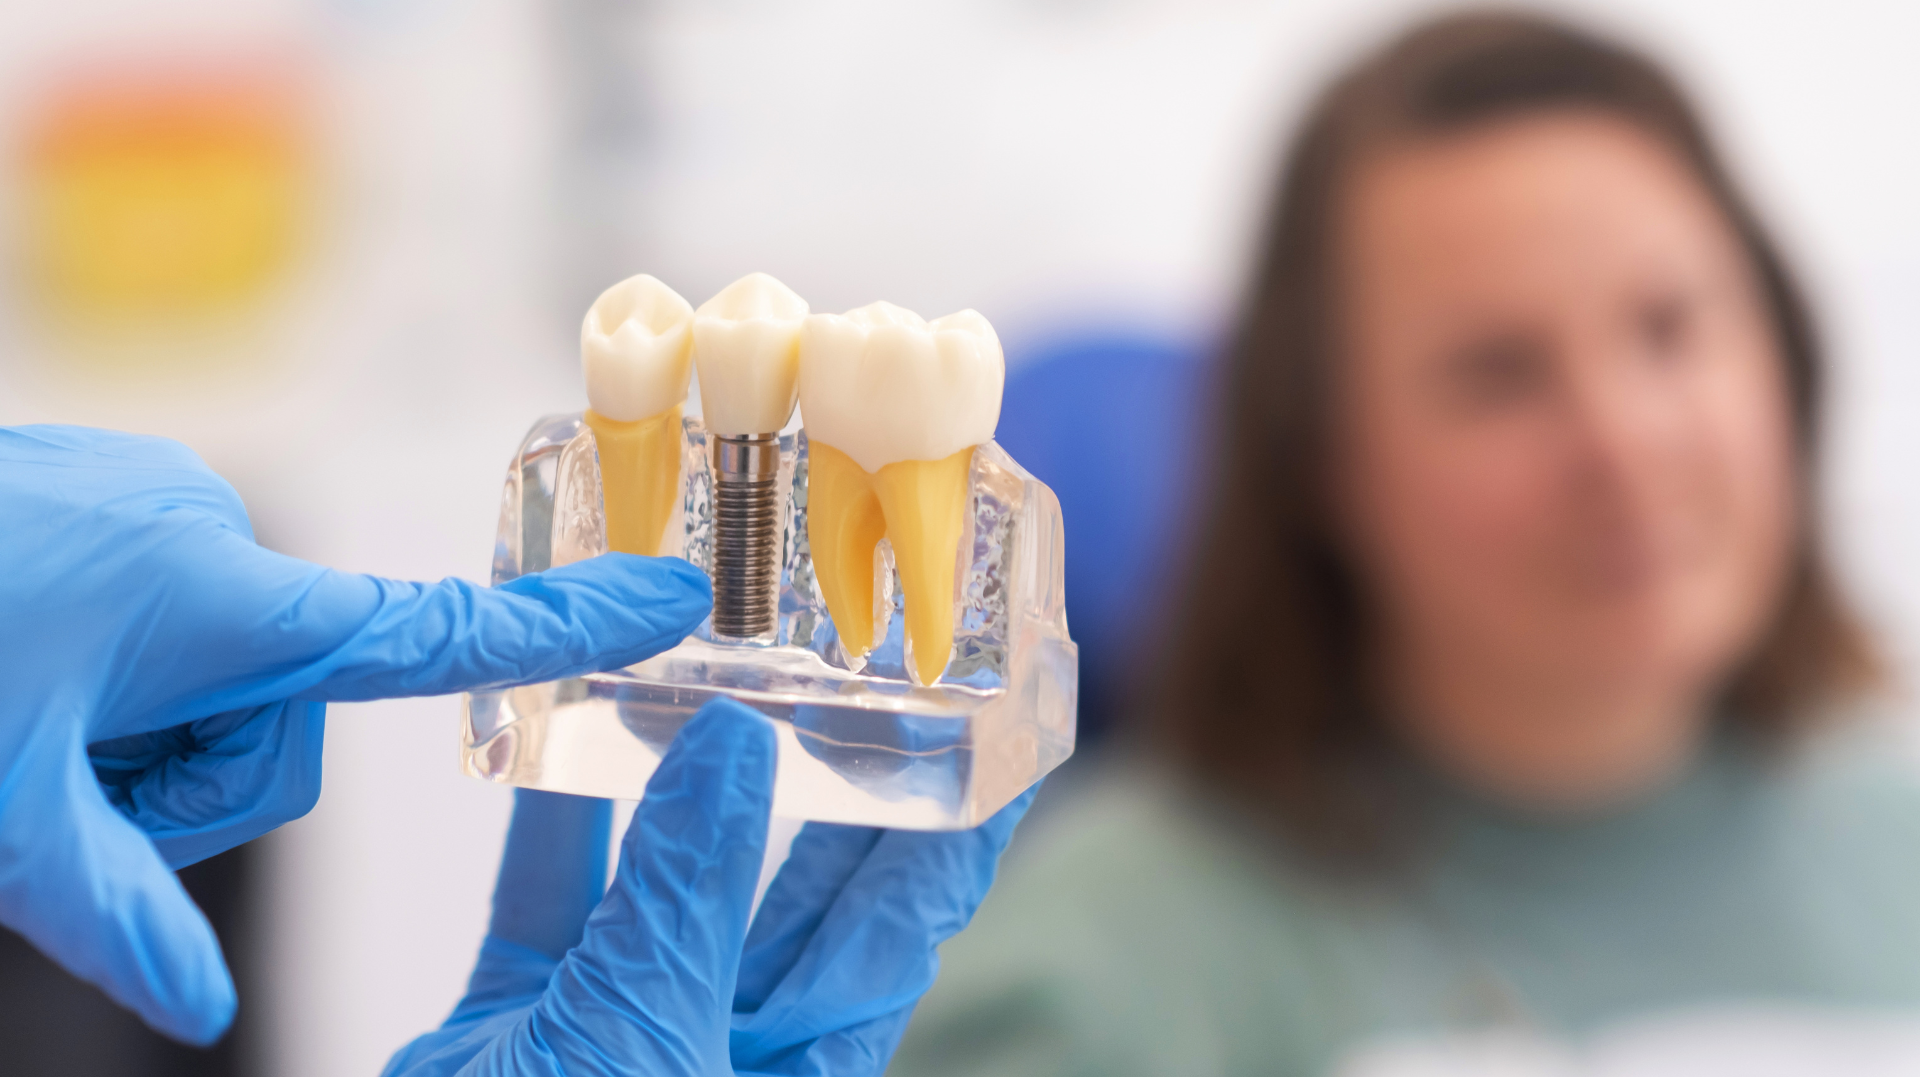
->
[1333,111,1796,807]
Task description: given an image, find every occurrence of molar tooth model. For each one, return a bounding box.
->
[800,302,1003,688]
[463,274,1077,830]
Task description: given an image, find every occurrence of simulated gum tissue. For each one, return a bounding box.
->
[581,274,695,557]
[799,302,1005,686]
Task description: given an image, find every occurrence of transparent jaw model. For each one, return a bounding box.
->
[464,411,1078,829]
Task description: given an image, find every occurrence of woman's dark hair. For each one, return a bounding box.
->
[1149,10,1882,861]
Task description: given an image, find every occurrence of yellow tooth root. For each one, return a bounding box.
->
[808,440,973,685]
[873,448,973,686]
[806,441,888,657]
[585,406,682,557]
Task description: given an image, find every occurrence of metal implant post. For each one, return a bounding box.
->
[710,433,782,638]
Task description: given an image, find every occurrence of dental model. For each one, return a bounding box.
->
[581,274,695,557]
[468,280,1075,829]
[692,273,809,637]
[799,302,1005,686]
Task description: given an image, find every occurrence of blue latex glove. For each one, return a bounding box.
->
[0,425,712,1046]
[385,698,1038,1076]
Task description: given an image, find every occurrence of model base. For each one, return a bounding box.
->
[460,412,1078,829]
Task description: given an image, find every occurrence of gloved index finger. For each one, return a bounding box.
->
[286,553,713,702]
[735,822,883,1012]
[98,516,709,732]
[489,789,613,962]
[440,789,613,1021]
[730,783,1041,1073]
[468,698,775,1077]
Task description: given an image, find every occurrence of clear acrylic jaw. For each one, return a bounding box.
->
[462,412,1078,829]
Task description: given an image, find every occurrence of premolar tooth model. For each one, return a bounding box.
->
[692,273,809,637]
[581,275,695,556]
[799,302,1004,686]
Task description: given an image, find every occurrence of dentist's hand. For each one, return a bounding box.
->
[385,698,1037,1077]
[0,425,711,1046]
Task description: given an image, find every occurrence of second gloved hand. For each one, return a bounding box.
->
[386,698,1037,1076]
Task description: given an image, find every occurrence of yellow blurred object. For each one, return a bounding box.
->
[21,64,309,328]
[585,405,684,558]
[808,439,973,685]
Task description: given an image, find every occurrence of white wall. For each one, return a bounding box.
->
[1,1,1916,1073]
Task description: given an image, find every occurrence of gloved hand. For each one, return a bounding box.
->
[0,425,711,1047]
[385,697,1038,1076]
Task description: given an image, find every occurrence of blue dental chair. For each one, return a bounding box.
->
[994,329,1217,747]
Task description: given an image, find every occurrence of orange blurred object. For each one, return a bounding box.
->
[20,59,311,326]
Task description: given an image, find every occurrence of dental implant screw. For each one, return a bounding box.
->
[710,433,783,638]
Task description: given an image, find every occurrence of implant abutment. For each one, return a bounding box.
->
[710,432,782,639]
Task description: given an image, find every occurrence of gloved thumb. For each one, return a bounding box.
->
[0,736,235,1045]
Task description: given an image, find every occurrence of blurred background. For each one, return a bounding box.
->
[0,0,1914,1073]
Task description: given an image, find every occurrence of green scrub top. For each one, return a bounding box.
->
[892,723,1920,1074]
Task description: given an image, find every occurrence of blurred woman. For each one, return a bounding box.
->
[892,11,1920,1074]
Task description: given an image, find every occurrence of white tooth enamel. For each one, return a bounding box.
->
[581,274,695,422]
[693,272,810,435]
[798,302,1005,473]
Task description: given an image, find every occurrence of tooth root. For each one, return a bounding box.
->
[807,440,888,656]
[873,447,973,687]
[585,405,682,557]
[809,440,973,685]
